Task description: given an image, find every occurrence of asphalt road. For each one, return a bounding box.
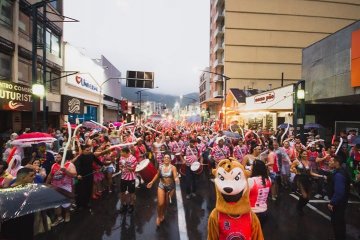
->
[35,173,360,240]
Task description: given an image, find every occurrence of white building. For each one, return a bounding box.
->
[61,42,122,125]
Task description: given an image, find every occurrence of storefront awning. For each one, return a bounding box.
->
[202,97,222,104]
[104,105,119,110]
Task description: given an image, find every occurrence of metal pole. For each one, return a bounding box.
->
[42,4,47,132]
[139,91,142,124]
[299,81,306,143]
[293,84,298,138]
[31,5,38,131]
[224,78,227,129]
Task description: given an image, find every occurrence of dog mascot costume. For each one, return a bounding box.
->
[208,158,264,240]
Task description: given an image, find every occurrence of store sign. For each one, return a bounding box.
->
[61,95,84,115]
[67,74,99,93]
[0,80,35,111]
[254,91,275,104]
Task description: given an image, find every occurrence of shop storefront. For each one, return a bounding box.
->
[62,43,122,125]
[0,80,40,132]
[238,85,294,130]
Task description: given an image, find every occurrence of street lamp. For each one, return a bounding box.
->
[200,70,230,129]
[293,80,306,143]
[32,84,45,97]
[135,86,159,123]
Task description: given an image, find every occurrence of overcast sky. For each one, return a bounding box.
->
[63,0,210,96]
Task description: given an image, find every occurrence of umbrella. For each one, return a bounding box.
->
[277,123,292,129]
[186,115,201,123]
[11,132,56,147]
[0,183,71,221]
[304,123,324,129]
[82,121,101,129]
[352,136,360,145]
[113,122,122,127]
[223,131,241,139]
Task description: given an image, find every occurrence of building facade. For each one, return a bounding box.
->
[0,0,63,132]
[206,0,360,123]
[62,42,122,125]
[303,20,360,133]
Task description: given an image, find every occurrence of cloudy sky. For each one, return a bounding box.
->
[64,0,210,96]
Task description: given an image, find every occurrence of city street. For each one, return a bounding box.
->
[35,173,360,240]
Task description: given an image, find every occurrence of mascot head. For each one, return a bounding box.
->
[212,158,250,216]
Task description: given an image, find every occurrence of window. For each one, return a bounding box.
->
[51,34,60,56]
[49,0,62,14]
[44,28,61,57]
[0,0,13,28]
[46,70,60,94]
[18,58,31,85]
[0,52,12,80]
[19,11,31,38]
[37,24,43,45]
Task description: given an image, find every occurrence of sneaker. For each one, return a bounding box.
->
[119,204,128,214]
[271,196,277,201]
[64,213,70,223]
[51,217,64,227]
[210,178,215,183]
[186,194,191,200]
[127,205,134,214]
[191,193,196,198]
[323,196,329,201]
[314,194,322,199]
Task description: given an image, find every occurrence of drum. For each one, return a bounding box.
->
[190,162,203,175]
[135,159,157,183]
[179,163,186,176]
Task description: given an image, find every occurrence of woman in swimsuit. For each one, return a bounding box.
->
[147,153,179,227]
[291,150,326,214]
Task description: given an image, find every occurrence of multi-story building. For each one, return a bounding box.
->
[199,67,214,121]
[303,20,360,134]
[0,0,63,132]
[207,0,360,121]
[61,42,122,125]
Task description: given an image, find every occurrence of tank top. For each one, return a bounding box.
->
[249,176,271,213]
[218,212,252,240]
[296,161,310,175]
[160,165,173,178]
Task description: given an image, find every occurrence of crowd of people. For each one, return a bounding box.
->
[0,120,359,239]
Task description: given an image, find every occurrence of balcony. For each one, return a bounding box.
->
[213,10,224,24]
[213,75,224,82]
[214,58,224,68]
[214,0,224,8]
[213,90,224,98]
[214,26,224,38]
[214,41,224,53]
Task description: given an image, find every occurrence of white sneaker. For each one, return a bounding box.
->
[191,193,196,198]
[210,179,215,183]
[314,194,322,199]
[186,194,191,200]
[323,196,329,201]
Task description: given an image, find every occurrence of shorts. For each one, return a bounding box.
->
[120,179,135,193]
[158,181,175,192]
[105,166,115,174]
[269,172,279,182]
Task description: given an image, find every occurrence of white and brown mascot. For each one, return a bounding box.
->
[208,158,264,240]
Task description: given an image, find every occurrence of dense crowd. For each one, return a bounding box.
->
[0,120,359,239]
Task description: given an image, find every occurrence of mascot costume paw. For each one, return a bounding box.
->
[208,158,264,240]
